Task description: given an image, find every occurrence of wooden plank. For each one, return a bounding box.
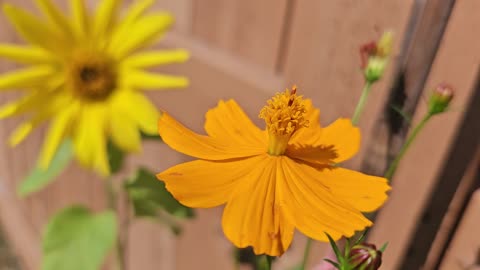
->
[361,0,455,176]
[400,74,480,269]
[192,0,290,71]
[368,0,480,268]
[280,1,415,267]
[440,189,480,270]
[424,148,480,269]
[281,0,415,170]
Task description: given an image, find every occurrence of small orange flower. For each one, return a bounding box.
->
[156,87,390,256]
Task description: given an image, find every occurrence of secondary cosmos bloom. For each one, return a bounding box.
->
[157,86,390,256]
[0,0,188,175]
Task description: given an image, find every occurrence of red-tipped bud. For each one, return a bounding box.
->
[349,243,382,270]
[428,83,454,114]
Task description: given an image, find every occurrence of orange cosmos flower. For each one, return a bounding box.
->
[156,86,390,256]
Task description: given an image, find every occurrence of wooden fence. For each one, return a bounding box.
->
[0,0,478,269]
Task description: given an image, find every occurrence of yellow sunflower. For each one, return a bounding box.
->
[0,0,188,176]
[156,86,390,256]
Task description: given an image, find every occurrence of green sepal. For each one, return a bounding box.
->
[379,242,389,253]
[42,206,116,270]
[17,139,72,197]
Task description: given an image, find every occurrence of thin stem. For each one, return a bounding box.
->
[384,113,433,180]
[300,238,313,270]
[257,255,272,270]
[351,81,373,125]
[105,178,126,270]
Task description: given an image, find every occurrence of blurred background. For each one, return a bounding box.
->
[0,0,479,269]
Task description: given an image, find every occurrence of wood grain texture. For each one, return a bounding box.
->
[192,0,289,71]
[440,189,480,270]
[424,148,480,270]
[368,0,480,268]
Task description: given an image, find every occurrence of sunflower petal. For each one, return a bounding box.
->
[110,13,173,58]
[69,0,88,39]
[110,90,159,135]
[39,102,79,168]
[222,156,294,256]
[122,70,189,90]
[305,166,390,212]
[3,4,59,50]
[158,112,265,160]
[108,0,154,47]
[73,105,110,176]
[0,92,46,119]
[109,110,141,152]
[278,157,372,241]
[35,0,72,36]
[158,155,267,208]
[0,66,55,90]
[122,49,189,69]
[205,99,266,146]
[9,121,36,146]
[0,44,53,64]
[93,0,121,38]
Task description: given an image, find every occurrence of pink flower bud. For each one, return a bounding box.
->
[349,243,382,270]
[428,83,454,114]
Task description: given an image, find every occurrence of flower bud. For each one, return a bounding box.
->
[428,83,454,115]
[361,31,393,83]
[349,243,382,270]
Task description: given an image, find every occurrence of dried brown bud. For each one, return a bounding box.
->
[349,243,382,270]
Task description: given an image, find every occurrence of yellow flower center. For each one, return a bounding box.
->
[68,50,117,101]
[259,86,309,155]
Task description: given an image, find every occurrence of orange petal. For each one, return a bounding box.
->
[205,99,266,146]
[222,156,294,256]
[303,165,390,212]
[289,118,360,164]
[157,155,268,208]
[278,157,372,241]
[158,112,265,160]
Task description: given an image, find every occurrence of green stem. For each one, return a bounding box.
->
[106,178,126,270]
[300,238,313,270]
[257,255,272,270]
[351,81,373,126]
[384,113,432,180]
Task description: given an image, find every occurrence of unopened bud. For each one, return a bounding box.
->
[349,243,382,270]
[361,31,393,83]
[428,83,454,115]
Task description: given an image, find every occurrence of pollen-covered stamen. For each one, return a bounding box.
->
[259,86,309,155]
[68,50,117,101]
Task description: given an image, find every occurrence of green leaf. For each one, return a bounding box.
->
[107,141,124,174]
[42,206,117,270]
[125,167,194,219]
[323,259,341,269]
[326,233,343,262]
[390,104,412,124]
[17,139,72,197]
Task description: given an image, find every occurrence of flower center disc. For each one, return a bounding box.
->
[259,86,309,155]
[68,50,116,101]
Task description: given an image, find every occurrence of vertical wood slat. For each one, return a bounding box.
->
[192,0,289,71]
[279,1,415,267]
[360,0,456,177]
[368,0,480,268]
[440,188,480,270]
[424,148,480,270]
[280,0,415,171]
[400,73,480,270]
